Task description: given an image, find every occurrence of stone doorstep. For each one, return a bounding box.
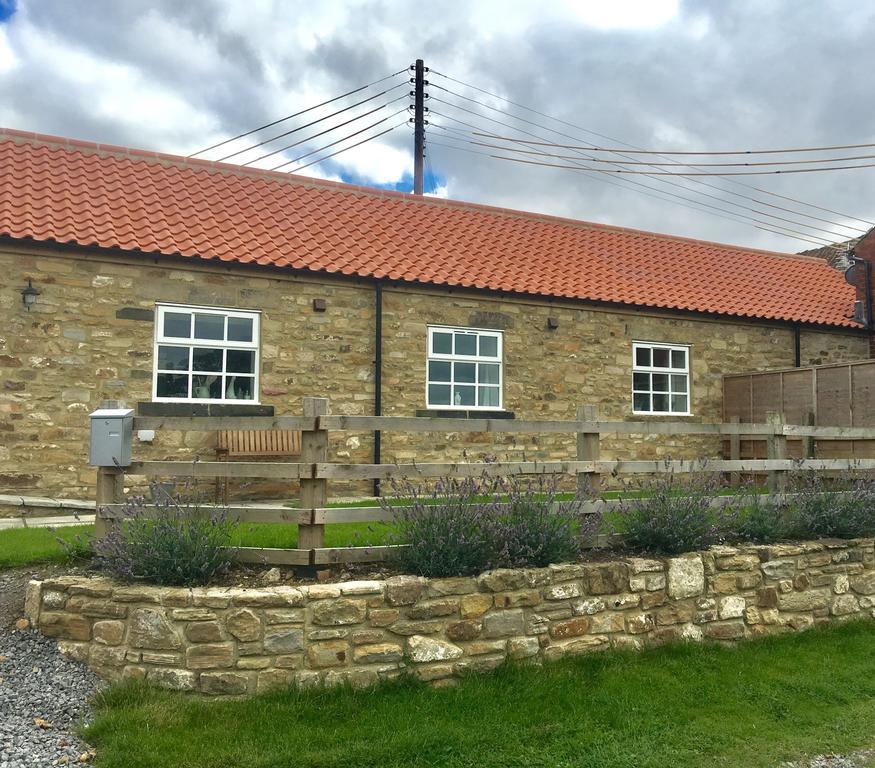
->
[27,538,875,696]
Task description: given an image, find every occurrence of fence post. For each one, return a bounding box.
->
[802,410,815,459]
[576,405,601,497]
[299,397,329,552]
[766,411,787,494]
[94,466,124,540]
[729,414,741,487]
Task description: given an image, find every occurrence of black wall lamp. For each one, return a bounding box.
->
[21,278,40,310]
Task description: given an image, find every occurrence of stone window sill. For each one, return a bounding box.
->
[137,402,275,417]
[414,409,515,419]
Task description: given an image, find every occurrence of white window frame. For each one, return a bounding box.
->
[426,326,504,411]
[153,303,261,404]
[632,341,691,416]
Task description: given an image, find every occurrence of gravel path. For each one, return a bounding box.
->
[0,568,102,767]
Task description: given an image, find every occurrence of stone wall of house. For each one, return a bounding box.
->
[1,245,869,500]
[25,538,875,696]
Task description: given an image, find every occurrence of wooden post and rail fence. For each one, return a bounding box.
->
[92,396,875,568]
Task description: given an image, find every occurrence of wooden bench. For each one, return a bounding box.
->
[215,429,302,503]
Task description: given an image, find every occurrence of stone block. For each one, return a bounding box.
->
[407,598,459,620]
[719,596,746,620]
[761,560,796,580]
[350,630,385,645]
[478,569,528,593]
[508,637,539,659]
[776,589,831,612]
[407,635,464,663]
[148,668,196,691]
[257,669,296,693]
[543,582,582,600]
[310,599,367,626]
[482,610,525,638]
[186,643,234,669]
[171,609,217,621]
[307,641,349,668]
[185,621,224,644]
[589,612,626,634]
[388,619,444,636]
[550,616,591,639]
[92,620,125,646]
[40,590,68,611]
[446,620,482,642]
[626,613,655,634]
[264,627,304,653]
[352,643,404,664]
[340,581,383,596]
[66,597,127,618]
[225,609,263,642]
[460,594,493,619]
[425,577,478,596]
[368,608,400,627]
[231,587,304,607]
[850,572,875,595]
[667,555,704,599]
[201,672,250,696]
[39,612,91,641]
[128,608,181,650]
[493,590,540,609]
[585,563,630,595]
[571,597,605,616]
[703,621,745,640]
[831,594,860,616]
[263,609,305,625]
[385,576,425,606]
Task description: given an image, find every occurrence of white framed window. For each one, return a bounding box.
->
[426,326,503,410]
[632,341,690,415]
[153,304,261,403]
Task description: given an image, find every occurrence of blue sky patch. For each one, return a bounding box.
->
[0,0,16,23]
[333,166,446,195]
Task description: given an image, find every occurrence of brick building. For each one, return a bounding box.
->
[0,128,870,499]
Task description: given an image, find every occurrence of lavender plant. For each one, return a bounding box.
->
[92,482,238,586]
[382,473,600,577]
[787,471,875,539]
[733,487,791,543]
[612,463,730,554]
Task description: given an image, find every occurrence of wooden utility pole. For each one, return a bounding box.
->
[413,59,426,195]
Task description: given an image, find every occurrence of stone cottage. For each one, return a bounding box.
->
[0,127,870,500]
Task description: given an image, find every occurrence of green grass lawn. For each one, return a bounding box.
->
[85,621,875,768]
[0,521,391,569]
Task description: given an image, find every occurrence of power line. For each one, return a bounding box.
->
[289,122,406,172]
[430,106,857,243]
[189,69,407,158]
[218,82,407,162]
[428,123,842,249]
[241,94,407,166]
[493,153,875,176]
[429,70,875,229]
[468,136,875,168]
[270,109,407,172]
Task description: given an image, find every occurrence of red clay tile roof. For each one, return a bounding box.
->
[0,127,861,328]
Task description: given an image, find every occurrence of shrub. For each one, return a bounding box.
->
[733,489,790,543]
[788,472,875,539]
[92,483,238,586]
[612,466,728,555]
[383,473,599,577]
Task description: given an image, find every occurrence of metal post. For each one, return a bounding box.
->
[413,58,425,195]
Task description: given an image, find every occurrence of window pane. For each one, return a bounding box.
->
[479,335,498,357]
[453,385,476,406]
[455,362,476,383]
[156,373,189,398]
[633,372,650,391]
[227,349,255,374]
[671,374,688,393]
[163,311,191,338]
[432,332,452,355]
[671,394,689,413]
[479,386,500,408]
[454,333,477,356]
[192,347,223,372]
[671,349,686,369]
[652,373,669,392]
[635,347,651,367]
[194,313,224,341]
[479,363,500,385]
[224,375,254,400]
[633,392,650,412]
[157,345,190,371]
[428,384,451,406]
[192,375,222,399]
[652,348,670,367]
[653,393,670,412]
[428,360,451,382]
[227,316,253,343]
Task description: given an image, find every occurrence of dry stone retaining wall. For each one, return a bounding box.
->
[26,538,875,696]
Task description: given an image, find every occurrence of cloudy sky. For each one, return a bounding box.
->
[0,0,873,253]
